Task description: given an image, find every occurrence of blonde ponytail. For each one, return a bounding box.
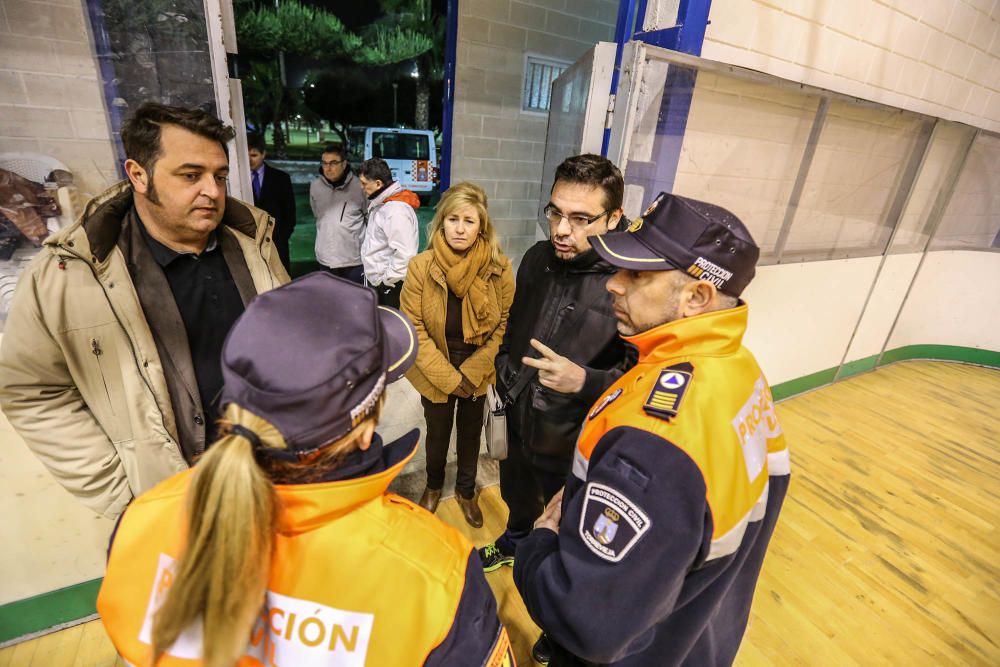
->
[152,405,280,667]
[150,398,384,666]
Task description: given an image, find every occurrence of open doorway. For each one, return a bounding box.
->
[233,0,451,275]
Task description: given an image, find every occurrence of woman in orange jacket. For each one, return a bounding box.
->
[401,182,514,527]
[97,273,514,667]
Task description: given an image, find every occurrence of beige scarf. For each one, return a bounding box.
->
[432,233,500,345]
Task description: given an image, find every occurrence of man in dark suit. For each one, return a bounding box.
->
[248,132,297,271]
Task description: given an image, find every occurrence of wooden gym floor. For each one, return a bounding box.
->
[1,360,997,666]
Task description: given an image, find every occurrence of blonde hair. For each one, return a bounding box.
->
[428,182,502,266]
[152,400,382,666]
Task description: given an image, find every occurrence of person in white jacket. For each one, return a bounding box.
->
[358,157,420,307]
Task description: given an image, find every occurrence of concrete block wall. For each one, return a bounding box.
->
[699,0,1000,133]
[0,0,118,196]
[452,0,618,263]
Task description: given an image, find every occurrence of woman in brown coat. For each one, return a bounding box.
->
[401,182,514,527]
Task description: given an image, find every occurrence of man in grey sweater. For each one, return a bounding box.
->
[310,144,367,283]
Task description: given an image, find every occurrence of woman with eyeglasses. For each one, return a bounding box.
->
[400,182,514,528]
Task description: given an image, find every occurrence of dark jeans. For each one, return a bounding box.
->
[373,282,402,308]
[421,394,485,499]
[496,427,568,556]
[325,264,364,285]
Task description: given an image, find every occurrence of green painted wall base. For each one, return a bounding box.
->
[771,367,837,401]
[1,344,998,645]
[837,354,878,380]
[879,344,1000,367]
[0,579,101,644]
[770,344,1000,402]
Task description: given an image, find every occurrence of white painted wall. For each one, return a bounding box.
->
[887,250,1000,351]
[840,118,984,366]
[697,0,1000,133]
[842,252,924,363]
[0,370,114,605]
[741,256,883,384]
[0,0,118,196]
[0,6,123,605]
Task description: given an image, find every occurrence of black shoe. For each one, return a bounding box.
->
[532,633,552,664]
[478,542,514,572]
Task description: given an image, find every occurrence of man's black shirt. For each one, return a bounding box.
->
[137,221,244,439]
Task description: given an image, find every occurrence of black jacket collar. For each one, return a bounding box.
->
[83,186,259,263]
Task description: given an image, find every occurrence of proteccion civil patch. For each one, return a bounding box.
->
[579,482,651,563]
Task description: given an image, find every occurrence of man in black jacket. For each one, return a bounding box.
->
[479,155,636,659]
[248,132,297,271]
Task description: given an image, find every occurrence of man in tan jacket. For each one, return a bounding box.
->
[0,103,288,519]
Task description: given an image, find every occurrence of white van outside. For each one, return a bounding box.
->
[347,126,438,197]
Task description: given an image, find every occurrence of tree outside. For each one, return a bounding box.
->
[233,0,446,275]
[235,0,446,159]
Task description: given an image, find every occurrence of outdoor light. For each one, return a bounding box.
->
[410,64,419,78]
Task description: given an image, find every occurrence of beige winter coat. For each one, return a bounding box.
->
[400,249,514,403]
[0,181,289,518]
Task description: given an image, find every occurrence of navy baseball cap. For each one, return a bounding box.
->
[220,272,417,455]
[592,192,760,297]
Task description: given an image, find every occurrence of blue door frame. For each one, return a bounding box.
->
[440,0,711,189]
[439,0,459,191]
[603,0,713,195]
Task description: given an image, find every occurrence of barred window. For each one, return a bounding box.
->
[523,56,570,113]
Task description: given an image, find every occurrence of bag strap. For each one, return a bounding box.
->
[503,363,537,405]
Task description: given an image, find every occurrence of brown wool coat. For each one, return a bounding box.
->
[400,249,514,403]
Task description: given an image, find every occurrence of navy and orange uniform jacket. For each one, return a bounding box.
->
[514,305,790,666]
[98,431,515,667]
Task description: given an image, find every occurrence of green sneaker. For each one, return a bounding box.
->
[478,542,514,572]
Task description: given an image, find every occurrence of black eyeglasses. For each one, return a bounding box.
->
[543,204,610,229]
[321,159,346,167]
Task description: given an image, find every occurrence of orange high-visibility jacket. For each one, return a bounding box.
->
[514,305,790,665]
[98,431,514,667]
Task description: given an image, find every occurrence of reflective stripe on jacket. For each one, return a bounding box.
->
[574,305,789,557]
[514,305,790,666]
[98,431,514,667]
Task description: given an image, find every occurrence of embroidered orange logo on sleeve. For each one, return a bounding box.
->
[485,627,516,667]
